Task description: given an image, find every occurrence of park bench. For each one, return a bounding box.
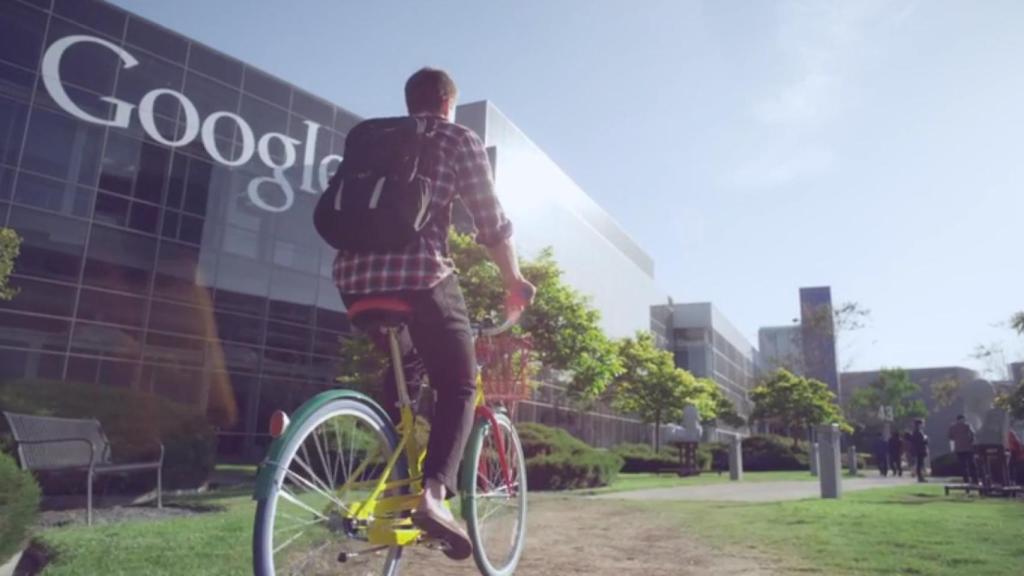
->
[3,411,164,525]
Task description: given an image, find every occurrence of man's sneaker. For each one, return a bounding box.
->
[412,507,472,560]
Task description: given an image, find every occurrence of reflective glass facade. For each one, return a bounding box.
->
[799,286,840,397]
[653,302,760,430]
[1,0,669,454]
[1,0,358,457]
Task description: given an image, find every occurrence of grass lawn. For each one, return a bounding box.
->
[642,484,1024,575]
[37,472,1023,575]
[38,487,256,576]
[580,470,816,495]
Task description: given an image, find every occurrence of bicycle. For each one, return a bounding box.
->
[252,296,531,576]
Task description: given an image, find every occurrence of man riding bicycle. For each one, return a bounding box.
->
[333,67,535,560]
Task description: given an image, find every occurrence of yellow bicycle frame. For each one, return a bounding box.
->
[335,325,487,548]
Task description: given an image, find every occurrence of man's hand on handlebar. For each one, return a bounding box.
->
[504,276,536,324]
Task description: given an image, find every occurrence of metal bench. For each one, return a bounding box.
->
[3,411,164,525]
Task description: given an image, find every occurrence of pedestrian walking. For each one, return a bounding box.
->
[888,432,904,477]
[910,419,929,482]
[948,414,978,484]
[872,433,889,477]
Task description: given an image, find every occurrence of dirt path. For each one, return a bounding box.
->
[596,476,917,503]
[398,495,775,575]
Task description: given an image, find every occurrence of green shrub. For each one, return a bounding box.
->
[703,443,729,472]
[0,379,215,490]
[611,442,678,473]
[517,423,623,490]
[930,452,960,477]
[517,422,593,458]
[741,435,810,471]
[525,450,623,490]
[0,452,40,565]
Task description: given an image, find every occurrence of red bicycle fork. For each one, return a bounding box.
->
[475,405,515,493]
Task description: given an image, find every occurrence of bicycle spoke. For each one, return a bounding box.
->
[331,419,343,486]
[275,515,324,535]
[288,447,341,502]
[257,403,401,576]
[346,418,357,483]
[284,466,349,513]
[292,540,332,575]
[278,487,328,521]
[273,529,308,555]
[311,425,334,491]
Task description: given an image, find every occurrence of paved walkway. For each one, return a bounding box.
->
[594,476,920,502]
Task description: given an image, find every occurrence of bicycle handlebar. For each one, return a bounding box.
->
[478,314,521,338]
[476,285,533,338]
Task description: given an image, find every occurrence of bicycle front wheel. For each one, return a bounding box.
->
[462,411,528,576]
[253,398,404,576]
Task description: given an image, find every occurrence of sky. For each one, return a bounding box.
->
[111,0,1023,376]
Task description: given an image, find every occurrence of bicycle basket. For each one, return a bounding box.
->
[475,334,533,415]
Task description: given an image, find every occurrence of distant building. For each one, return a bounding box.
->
[799,287,841,398]
[758,325,803,374]
[1010,362,1024,385]
[841,366,991,458]
[652,302,760,430]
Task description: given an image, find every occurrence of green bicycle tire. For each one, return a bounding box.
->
[252,397,404,576]
[462,412,528,576]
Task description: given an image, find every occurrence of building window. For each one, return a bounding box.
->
[82,224,157,293]
[21,107,104,187]
[8,206,89,282]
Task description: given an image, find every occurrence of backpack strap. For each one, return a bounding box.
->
[409,116,438,182]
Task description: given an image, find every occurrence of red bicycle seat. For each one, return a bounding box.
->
[347,297,414,330]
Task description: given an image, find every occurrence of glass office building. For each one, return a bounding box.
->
[799,286,840,398]
[1,0,359,456]
[652,302,760,436]
[1,0,667,452]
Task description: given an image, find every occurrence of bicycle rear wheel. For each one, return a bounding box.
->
[253,398,404,576]
[461,411,527,576]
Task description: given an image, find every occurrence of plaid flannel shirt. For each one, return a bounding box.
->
[333,114,513,294]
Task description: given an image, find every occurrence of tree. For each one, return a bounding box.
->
[610,332,695,451]
[0,228,20,301]
[695,378,746,428]
[335,334,387,397]
[931,377,962,410]
[1012,312,1024,336]
[750,369,849,445]
[450,232,621,400]
[969,343,1010,381]
[998,311,1024,418]
[335,233,622,403]
[802,300,871,372]
[846,368,927,431]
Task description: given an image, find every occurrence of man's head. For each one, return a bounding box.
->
[957,414,966,423]
[914,418,924,429]
[405,67,458,120]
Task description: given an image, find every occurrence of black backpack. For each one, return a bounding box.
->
[314,116,438,252]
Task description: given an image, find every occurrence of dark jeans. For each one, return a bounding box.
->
[341,274,476,497]
[915,453,927,482]
[957,451,979,484]
[889,452,903,476]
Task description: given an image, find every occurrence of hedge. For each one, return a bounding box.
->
[0,379,216,490]
[517,423,623,490]
[0,452,39,565]
[739,435,810,471]
[612,443,678,473]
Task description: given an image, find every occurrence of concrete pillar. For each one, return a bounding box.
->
[848,445,858,476]
[729,435,743,481]
[810,442,820,477]
[818,423,842,499]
